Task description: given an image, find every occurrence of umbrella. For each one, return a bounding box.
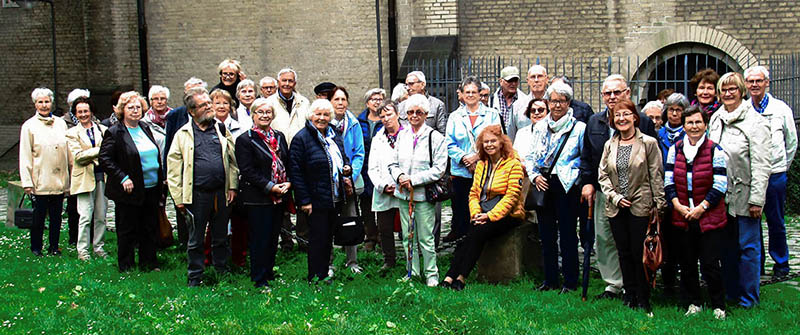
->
[581,201,595,301]
[406,188,416,279]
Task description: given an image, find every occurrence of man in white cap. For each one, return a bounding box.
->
[490,66,529,141]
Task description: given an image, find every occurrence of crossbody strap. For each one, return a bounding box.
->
[544,123,575,175]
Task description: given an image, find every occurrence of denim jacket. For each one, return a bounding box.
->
[445,104,502,178]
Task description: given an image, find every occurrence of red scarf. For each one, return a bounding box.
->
[145,107,171,128]
[252,127,287,203]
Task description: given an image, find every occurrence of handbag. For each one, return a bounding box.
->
[524,123,574,210]
[424,130,453,203]
[155,206,175,249]
[14,193,34,229]
[478,160,502,213]
[641,140,663,288]
[334,191,365,246]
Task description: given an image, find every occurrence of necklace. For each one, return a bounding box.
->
[621,132,636,141]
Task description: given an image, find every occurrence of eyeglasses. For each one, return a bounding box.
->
[602,89,627,97]
[746,79,766,85]
[720,87,740,95]
[253,110,272,116]
[667,107,683,114]
[614,112,635,119]
[407,109,426,116]
[480,94,490,98]
[221,72,237,78]
[548,99,567,106]
[261,86,276,91]
[530,107,547,114]
[369,98,384,103]
[405,81,420,86]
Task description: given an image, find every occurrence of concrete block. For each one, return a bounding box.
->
[477,221,543,284]
[6,181,25,228]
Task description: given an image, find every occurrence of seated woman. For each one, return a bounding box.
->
[440,124,525,291]
[664,105,728,320]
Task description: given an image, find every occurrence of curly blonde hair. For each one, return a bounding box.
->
[114,91,148,120]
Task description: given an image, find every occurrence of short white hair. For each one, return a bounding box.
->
[308,98,335,120]
[642,100,663,113]
[391,84,407,101]
[184,77,207,90]
[148,85,170,100]
[602,74,628,90]
[407,71,426,84]
[527,64,548,76]
[236,79,256,98]
[744,65,770,80]
[480,82,490,91]
[278,68,298,81]
[31,87,54,104]
[545,81,573,101]
[250,97,272,114]
[364,88,386,103]
[405,94,430,114]
[67,88,90,106]
[259,76,277,87]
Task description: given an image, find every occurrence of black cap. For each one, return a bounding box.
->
[314,82,336,95]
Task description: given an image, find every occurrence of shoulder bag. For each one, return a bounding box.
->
[334,191,365,246]
[641,140,663,288]
[479,160,502,213]
[424,130,453,203]
[14,193,34,229]
[525,123,574,210]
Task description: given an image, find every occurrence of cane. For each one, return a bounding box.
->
[581,201,595,301]
[406,187,416,279]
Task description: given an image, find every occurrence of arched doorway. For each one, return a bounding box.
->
[630,43,747,103]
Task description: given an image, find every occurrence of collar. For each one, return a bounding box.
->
[752,93,769,114]
[278,91,295,101]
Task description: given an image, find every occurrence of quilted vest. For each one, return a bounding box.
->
[671,138,727,232]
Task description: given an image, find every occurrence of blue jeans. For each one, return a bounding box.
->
[723,215,762,308]
[762,172,789,274]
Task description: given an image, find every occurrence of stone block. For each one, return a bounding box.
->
[6,181,25,228]
[476,220,543,284]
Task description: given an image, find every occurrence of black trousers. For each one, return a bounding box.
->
[174,203,189,246]
[115,187,159,271]
[361,193,378,244]
[450,177,473,238]
[30,193,64,253]
[247,204,282,286]
[307,205,339,281]
[186,188,231,280]
[677,221,725,310]
[66,194,79,245]
[609,208,650,305]
[377,208,398,265]
[445,216,519,279]
[661,215,680,289]
[279,212,295,249]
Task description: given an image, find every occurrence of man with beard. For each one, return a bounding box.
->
[168,89,239,286]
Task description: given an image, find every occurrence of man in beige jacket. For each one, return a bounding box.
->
[167,88,239,286]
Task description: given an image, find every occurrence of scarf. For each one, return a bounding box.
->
[316,126,344,198]
[691,99,721,115]
[752,94,769,114]
[145,107,170,128]
[331,115,347,134]
[719,102,749,125]
[535,112,575,169]
[253,126,287,203]
[385,124,404,149]
[663,123,684,145]
[36,113,54,125]
[67,110,79,125]
[683,134,705,164]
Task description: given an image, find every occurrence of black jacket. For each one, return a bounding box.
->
[570,99,594,124]
[99,122,165,206]
[289,121,350,210]
[235,129,290,205]
[579,109,657,188]
[164,106,189,170]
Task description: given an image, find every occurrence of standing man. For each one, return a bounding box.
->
[490,66,529,140]
[580,74,657,299]
[744,65,797,279]
[398,71,448,133]
[259,76,278,98]
[167,89,239,286]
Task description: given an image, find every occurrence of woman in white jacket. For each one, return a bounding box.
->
[20,87,70,257]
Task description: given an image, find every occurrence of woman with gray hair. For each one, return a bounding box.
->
[20,87,70,256]
[357,87,387,252]
[288,99,353,283]
[235,79,257,130]
[391,83,408,103]
[389,93,448,287]
[657,93,689,164]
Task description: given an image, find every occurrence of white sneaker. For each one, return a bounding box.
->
[327,266,335,278]
[347,263,363,274]
[426,277,439,287]
[77,252,90,261]
[713,308,726,320]
[684,304,702,316]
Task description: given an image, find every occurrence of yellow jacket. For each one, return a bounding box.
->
[167,121,239,205]
[66,122,107,195]
[469,155,526,221]
[19,114,70,195]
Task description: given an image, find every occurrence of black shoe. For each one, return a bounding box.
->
[438,280,452,289]
[772,269,790,280]
[32,250,43,257]
[49,249,62,256]
[188,279,202,287]
[595,290,620,300]
[536,283,558,292]
[559,287,575,295]
[451,280,466,291]
[254,281,270,289]
[623,293,638,308]
[637,301,653,314]
[442,232,461,243]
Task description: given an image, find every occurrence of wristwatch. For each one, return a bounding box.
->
[701,203,709,210]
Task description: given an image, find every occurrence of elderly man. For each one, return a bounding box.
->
[490,66,529,140]
[398,71,448,134]
[580,74,657,300]
[168,88,239,287]
[642,100,664,130]
[259,76,278,98]
[314,82,337,100]
[745,65,798,279]
[527,65,549,100]
[479,82,491,106]
[550,75,594,123]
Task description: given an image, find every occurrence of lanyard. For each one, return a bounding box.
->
[86,126,96,147]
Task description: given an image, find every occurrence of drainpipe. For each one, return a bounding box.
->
[387,0,398,87]
[136,0,150,93]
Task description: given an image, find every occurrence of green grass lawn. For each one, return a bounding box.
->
[0,225,798,334]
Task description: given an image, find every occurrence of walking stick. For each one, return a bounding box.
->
[406,187,416,279]
[581,201,595,301]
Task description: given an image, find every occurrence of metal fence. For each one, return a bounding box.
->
[409,53,800,118]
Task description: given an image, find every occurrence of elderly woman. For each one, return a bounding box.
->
[440,125,525,291]
[64,88,91,247]
[145,85,171,130]
[391,83,408,103]
[20,88,70,257]
[212,59,245,108]
[99,91,163,272]
[65,97,109,260]
[526,82,586,293]
[211,89,244,139]
[367,101,403,270]
[388,94,448,287]
[357,88,387,252]
[235,97,291,288]
[236,79,257,130]
[708,72,771,308]
[513,98,550,158]
[598,98,665,315]
[664,105,729,319]
[642,101,664,130]
[690,69,721,116]
[289,99,352,282]
[446,76,502,242]
[329,86,366,273]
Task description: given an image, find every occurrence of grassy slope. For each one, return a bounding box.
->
[0,225,798,335]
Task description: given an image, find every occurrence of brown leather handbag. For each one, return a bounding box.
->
[641,142,662,288]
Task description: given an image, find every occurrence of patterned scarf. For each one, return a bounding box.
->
[752,94,769,114]
[663,123,684,145]
[385,124,404,149]
[36,113,54,125]
[145,107,171,128]
[252,126,287,203]
[316,126,344,198]
[691,99,721,116]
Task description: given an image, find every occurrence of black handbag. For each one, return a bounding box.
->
[334,191,365,246]
[524,123,575,210]
[478,161,502,213]
[14,193,34,229]
[424,130,453,203]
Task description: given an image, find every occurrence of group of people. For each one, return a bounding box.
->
[19,58,795,318]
